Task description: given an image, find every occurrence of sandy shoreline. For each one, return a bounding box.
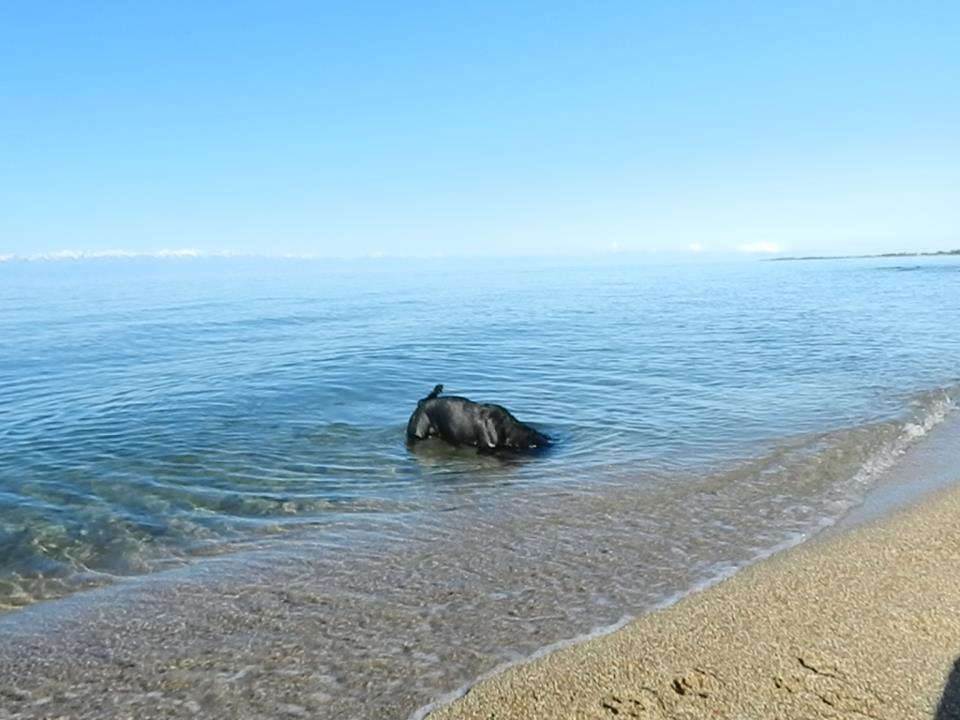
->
[428,481,960,719]
[3,417,958,720]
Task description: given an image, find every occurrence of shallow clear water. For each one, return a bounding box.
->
[1,255,959,718]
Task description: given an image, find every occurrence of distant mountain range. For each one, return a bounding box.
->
[768,249,960,262]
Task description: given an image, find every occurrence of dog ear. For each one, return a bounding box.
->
[476,415,500,452]
[406,408,435,441]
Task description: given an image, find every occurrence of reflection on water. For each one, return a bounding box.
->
[3,404,960,720]
[2,256,960,716]
[2,256,960,607]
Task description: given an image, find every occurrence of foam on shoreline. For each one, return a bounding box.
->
[426,471,960,719]
[3,398,959,720]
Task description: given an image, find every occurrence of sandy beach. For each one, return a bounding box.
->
[429,481,960,720]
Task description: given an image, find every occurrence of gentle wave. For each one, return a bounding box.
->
[3,383,958,720]
[3,254,960,710]
[1,380,956,613]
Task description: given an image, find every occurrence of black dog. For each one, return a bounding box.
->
[406,385,550,453]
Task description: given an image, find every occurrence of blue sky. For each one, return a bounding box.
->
[1,2,957,260]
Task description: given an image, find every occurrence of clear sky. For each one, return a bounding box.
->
[1,2,958,260]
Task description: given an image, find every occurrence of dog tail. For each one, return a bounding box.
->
[426,384,443,400]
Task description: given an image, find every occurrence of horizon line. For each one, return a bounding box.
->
[0,245,790,264]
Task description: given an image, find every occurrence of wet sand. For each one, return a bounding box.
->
[429,481,960,720]
[3,416,959,720]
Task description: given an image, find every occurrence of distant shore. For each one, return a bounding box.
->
[428,480,960,719]
[768,249,960,262]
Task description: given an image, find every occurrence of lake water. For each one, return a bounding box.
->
[1,255,958,718]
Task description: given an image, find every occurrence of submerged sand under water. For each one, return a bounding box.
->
[6,257,960,616]
[430,470,960,720]
[2,407,959,720]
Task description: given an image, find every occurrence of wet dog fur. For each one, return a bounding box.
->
[406,385,550,453]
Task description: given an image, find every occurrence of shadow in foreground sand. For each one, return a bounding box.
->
[937,657,960,720]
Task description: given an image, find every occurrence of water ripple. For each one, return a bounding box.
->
[1,256,960,608]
